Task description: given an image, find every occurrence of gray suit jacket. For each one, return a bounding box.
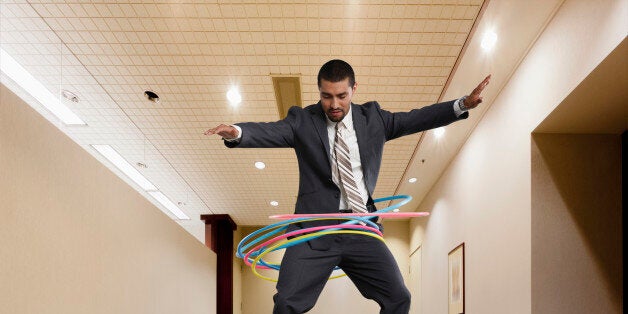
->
[226,100,466,230]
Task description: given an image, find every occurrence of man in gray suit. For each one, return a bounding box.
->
[206,59,490,313]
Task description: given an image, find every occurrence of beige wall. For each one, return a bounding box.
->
[238,226,280,314]
[409,0,626,313]
[531,134,622,313]
[0,84,216,314]
[238,221,409,313]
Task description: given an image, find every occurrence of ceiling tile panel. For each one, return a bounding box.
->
[1,0,486,230]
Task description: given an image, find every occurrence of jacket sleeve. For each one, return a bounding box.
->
[223,106,299,148]
[373,100,468,141]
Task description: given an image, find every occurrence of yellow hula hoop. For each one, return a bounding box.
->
[250,229,385,282]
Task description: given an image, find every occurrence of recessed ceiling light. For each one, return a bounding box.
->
[255,161,266,169]
[434,127,445,138]
[227,86,242,106]
[408,177,418,183]
[481,30,498,51]
[270,201,279,207]
[61,89,79,103]
[0,48,86,125]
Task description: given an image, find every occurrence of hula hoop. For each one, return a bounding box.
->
[237,217,379,270]
[251,229,385,282]
[236,195,416,282]
[270,212,429,219]
[243,223,383,269]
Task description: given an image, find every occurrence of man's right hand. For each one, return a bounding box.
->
[204,124,239,139]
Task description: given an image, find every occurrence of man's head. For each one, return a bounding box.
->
[318,59,357,122]
[317,59,356,88]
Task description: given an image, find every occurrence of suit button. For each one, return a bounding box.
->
[334,193,339,198]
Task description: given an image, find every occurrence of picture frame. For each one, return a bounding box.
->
[448,243,465,314]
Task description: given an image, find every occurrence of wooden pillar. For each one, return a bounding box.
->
[200,214,237,314]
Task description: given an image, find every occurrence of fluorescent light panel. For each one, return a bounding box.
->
[1,49,188,221]
[0,48,86,125]
[148,191,190,220]
[91,145,157,191]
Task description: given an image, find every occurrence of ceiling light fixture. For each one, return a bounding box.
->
[270,201,279,207]
[0,48,86,125]
[61,89,79,103]
[434,127,445,138]
[408,177,418,183]
[481,30,498,51]
[227,86,242,106]
[254,161,266,169]
[144,90,160,103]
[91,144,157,191]
[148,191,190,220]
[91,145,189,220]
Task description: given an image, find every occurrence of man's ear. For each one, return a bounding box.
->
[352,82,358,94]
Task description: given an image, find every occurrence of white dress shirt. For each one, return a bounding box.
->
[325,106,368,210]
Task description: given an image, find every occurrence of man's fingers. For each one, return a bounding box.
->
[471,75,491,96]
[204,125,224,136]
[479,75,491,90]
[204,124,235,138]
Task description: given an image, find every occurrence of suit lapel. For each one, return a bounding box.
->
[351,104,370,189]
[309,103,332,168]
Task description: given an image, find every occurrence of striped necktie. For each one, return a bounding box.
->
[334,121,367,213]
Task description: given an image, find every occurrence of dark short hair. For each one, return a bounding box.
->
[317,59,355,88]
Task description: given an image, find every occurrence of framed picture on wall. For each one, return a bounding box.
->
[448,243,465,314]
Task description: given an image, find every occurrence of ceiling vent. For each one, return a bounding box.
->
[272,75,302,119]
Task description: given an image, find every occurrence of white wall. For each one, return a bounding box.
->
[409,0,626,313]
[0,84,216,314]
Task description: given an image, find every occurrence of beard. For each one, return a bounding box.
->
[326,109,346,122]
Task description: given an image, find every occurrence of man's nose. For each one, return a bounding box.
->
[330,98,339,108]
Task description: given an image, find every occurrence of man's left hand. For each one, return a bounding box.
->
[463,75,491,109]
